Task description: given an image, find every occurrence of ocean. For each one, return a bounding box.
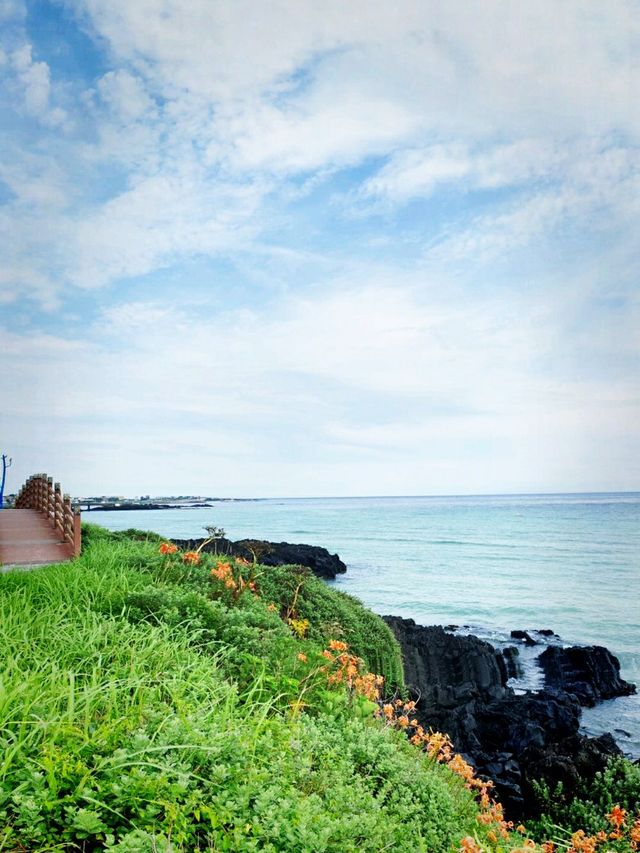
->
[86,492,640,757]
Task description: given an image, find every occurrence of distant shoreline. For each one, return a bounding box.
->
[82,499,259,511]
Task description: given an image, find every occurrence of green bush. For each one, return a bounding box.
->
[528,756,640,842]
[0,535,487,850]
[255,563,405,691]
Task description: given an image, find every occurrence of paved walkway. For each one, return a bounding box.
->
[0,509,75,569]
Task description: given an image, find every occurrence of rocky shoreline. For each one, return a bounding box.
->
[170,534,637,818]
[171,535,347,579]
[383,616,635,818]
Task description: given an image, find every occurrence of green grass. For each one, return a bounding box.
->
[0,527,494,850]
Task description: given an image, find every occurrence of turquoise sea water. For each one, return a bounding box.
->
[86,492,640,756]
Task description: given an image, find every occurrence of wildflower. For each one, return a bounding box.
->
[288,618,310,639]
[569,830,597,853]
[448,753,475,783]
[236,556,250,566]
[267,603,277,612]
[460,837,481,853]
[542,844,555,853]
[631,819,640,844]
[397,715,410,728]
[159,542,178,554]
[183,551,200,565]
[607,805,626,829]
[487,830,497,844]
[516,825,526,834]
[328,639,349,652]
[322,649,334,661]
[382,703,394,719]
[297,652,308,663]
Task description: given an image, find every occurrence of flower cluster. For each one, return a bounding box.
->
[288,617,310,639]
[159,542,201,564]
[376,698,524,849]
[210,559,257,600]
[182,551,201,565]
[211,561,237,589]
[537,806,640,853]
[320,640,385,702]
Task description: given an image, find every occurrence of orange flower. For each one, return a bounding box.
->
[159,542,178,554]
[182,551,201,565]
[516,825,526,834]
[236,556,251,566]
[448,753,475,782]
[328,639,349,652]
[542,843,555,853]
[297,652,308,663]
[382,703,394,719]
[267,603,277,612]
[607,805,626,829]
[211,562,233,580]
[397,715,410,728]
[487,830,497,844]
[460,837,482,853]
[570,830,597,853]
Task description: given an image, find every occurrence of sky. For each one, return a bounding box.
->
[1,0,639,497]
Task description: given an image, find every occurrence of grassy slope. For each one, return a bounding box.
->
[0,525,489,852]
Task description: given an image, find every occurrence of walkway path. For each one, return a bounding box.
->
[0,508,75,569]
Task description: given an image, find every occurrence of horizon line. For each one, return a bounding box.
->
[81,489,640,501]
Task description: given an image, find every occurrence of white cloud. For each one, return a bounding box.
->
[8,43,67,126]
[96,69,156,122]
[2,278,638,493]
[2,0,639,496]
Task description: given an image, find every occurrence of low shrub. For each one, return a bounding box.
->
[0,537,487,851]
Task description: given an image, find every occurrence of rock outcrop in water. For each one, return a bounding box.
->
[383,616,626,818]
[538,645,637,706]
[171,536,347,579]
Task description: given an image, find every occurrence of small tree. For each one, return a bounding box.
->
[203,524,226,554]
[0,454,12,510]
[239,539,273,565]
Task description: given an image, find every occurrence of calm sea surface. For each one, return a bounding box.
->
[86,493,640,756]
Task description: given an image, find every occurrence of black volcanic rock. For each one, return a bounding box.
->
[510,629,537,646]
[539,645,636,706]
[520,732,621,806]
[502,646,522,680]
[383,616,627,819]
[170,536,347,579]
[382,619,508,709]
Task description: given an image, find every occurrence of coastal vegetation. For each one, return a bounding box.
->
[0,525,637,851]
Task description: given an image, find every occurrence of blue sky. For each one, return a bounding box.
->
[1,0,638,496]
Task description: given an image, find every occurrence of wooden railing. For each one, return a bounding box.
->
[15,473,81,556]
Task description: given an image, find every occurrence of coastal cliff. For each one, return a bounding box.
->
[383,616,634,818]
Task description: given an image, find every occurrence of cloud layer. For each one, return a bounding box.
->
[1,0,638,495]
